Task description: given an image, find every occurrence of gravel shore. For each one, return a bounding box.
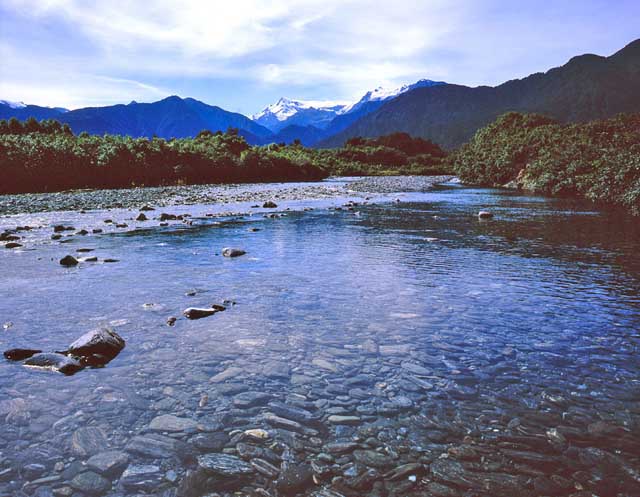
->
[0,176,454,216]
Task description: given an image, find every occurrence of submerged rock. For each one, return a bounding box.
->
[23,353,83,375]
[71,426,110,457]
[86,450,129,477]
[478,210,494,219]
[3,348,42,361]
[120,464,164,492]
[197,453,254,476]
[276,462,313,495]
[70,471,111,495]
[263,201,278,208]
[149,414,198,433]
[222,247,246,258]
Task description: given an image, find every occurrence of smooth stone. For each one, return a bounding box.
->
[67,327,125,359]
[262,361,291,378]
[312,358,338,372]
[268,401,316,424]
[222,247,246,257]
[120,464,164,492]
[71,426,110,457]
[4,242,22,249]
[327,415,361,426]
[86,450,129,477]
[183,307,217,319]
[24,353,83,375]
[197,453,254,476]
[210,366,244,383]
[233,391,271,408]
[3,348,42,361]
[59,255,78,266]
[125,434,179,459]
[70,471,110,496]
[191,432,229,451]
[478,210,494,218]
[149,414,198,432]
[325,442,359,454]
[401,361,430,376]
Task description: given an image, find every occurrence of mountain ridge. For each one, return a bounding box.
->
[320,38,640,149]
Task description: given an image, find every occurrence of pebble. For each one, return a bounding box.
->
[148,414,198,432]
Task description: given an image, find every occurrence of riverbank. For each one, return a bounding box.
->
[0,175,453,216]
[452,112,640,215]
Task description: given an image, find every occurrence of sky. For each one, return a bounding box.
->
[0,0,639,116]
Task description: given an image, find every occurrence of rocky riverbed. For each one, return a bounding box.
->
[1,177,639,497]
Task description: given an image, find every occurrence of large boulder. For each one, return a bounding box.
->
[67,328,125,359]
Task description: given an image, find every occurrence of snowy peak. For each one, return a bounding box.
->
[345,79,446,112]
[253,97,351,132]
[0,99,27,109]
[253,97,349,122]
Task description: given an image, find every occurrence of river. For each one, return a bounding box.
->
[1,177,639,497]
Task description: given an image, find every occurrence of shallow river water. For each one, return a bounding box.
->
[1,178,639,497]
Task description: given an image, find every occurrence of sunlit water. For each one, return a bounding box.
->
[1,180,639,496]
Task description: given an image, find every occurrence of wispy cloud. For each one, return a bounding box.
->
[1,0,639,113]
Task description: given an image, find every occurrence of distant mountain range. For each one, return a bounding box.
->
[253,79,446,139]
[2,39,639,149]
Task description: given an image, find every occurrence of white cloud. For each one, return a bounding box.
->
[2,0,638,112]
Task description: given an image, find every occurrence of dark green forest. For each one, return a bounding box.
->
[451,112,640,215]
[0,117,448,194]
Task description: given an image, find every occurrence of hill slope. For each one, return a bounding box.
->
[321,39,640,149]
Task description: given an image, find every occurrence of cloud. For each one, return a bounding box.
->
[2,0,639,112]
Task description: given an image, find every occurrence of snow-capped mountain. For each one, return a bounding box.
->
[0,99,27,109]
[344,79,446,113]
[254,79,446,134]
[253,98,350,132]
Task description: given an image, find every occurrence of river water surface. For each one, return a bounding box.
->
[1,178,639,497]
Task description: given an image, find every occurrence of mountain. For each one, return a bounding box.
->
[57,96,273,141]
[254,79,445,145]
[321,39,640,149]
[0,101,68,121]
[253,98,349,133]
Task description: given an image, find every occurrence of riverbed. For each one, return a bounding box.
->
[1,177,639,497]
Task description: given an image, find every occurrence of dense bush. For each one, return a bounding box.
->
[0,120,451,194]
[452,112,640,214]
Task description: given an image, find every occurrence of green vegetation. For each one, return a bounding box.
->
[0,119,450,194]
[266,133,450,177]
[452,112,640,214]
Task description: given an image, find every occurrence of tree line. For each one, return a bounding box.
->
[451,112,640,215]
[0,118,450,194]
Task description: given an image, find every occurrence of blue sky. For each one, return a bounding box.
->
[1,0,638,116]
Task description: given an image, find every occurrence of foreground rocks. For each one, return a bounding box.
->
[3,327,125,375]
